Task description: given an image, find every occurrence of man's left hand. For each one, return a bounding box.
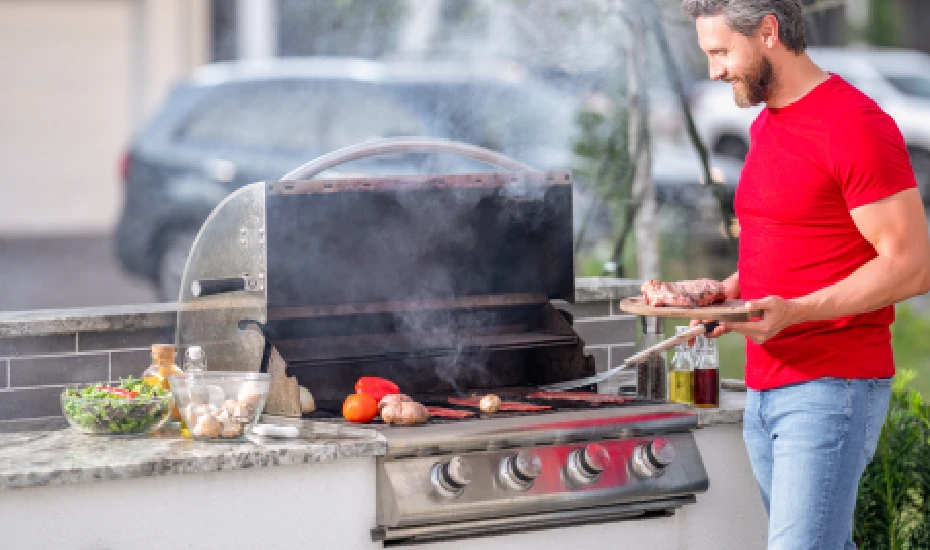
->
[727,296,807,344]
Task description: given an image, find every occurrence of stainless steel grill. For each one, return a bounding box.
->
[175,138,708,546]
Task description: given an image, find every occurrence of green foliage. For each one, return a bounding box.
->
[854,370,930,549]
[890,304,930,397]
[866,0,901,48]
[571,105,640,277]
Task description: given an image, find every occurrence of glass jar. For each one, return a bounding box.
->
[143,344,185,421]
[183,345,207,373]
[667,326,695,404]
[692,334,720,408]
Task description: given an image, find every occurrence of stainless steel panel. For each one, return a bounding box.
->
[176,182,267,372]
[371,496,694,546]
[375,432,708,528]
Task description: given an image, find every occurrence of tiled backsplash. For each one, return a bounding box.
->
[0,327,174,420]
[0,279,643,421]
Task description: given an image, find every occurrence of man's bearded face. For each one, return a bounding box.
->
[726,51,775,107]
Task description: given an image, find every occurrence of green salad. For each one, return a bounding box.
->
[62,377,173,435]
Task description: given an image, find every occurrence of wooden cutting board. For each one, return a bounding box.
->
[617,296,764,322]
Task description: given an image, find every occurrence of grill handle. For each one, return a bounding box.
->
[280,137,533,180]
[191,277,247,298]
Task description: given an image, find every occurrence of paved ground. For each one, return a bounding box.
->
[0,234,156,312]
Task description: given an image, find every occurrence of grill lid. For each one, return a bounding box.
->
[176,139,575,373]
[263,171,574,311]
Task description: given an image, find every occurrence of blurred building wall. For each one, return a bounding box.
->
[0,0,210,235]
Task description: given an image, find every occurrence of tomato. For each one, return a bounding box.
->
[342,393,379,423]
[99,386,139,398]
[355,377,400,403]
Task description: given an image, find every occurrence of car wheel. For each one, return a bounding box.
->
[714,135,749,160]
[908,147,930,206]
[155,229,198,302]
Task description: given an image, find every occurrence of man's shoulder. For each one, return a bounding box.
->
[821,75,889,125]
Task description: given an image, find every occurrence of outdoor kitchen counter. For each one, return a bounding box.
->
[0,389,745,491]
[697,383,747,426]
[0,418,386,490]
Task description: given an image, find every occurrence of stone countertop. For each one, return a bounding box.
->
[574,277,643,302]
[0,419,386,490]
[696,385,747,427]
[0,277,644,337]
[0,303,177,337]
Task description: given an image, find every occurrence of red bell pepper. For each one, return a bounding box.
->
[354,377,400,403]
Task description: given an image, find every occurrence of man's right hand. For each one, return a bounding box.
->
[688,272,739,342]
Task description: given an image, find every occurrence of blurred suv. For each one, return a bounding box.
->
[689,46,930,201]
[115,57,582,300]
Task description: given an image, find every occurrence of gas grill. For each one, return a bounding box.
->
[175,138,709,546]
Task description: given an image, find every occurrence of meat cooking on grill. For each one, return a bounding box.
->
[425,406,476,419]
[525,392,635,405]
[448,396,552,412]
[641,279,727,307]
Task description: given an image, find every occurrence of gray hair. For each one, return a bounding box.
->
[681,0,807,54]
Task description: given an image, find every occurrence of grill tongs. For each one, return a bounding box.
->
[540,321,718,391]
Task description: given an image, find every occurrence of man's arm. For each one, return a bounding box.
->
[729,188,930,344]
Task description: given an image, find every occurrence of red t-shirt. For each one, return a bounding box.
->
[736,74,916,390]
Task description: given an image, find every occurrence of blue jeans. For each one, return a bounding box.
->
[743,377,892,550]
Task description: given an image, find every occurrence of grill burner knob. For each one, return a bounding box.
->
[631,438,676,478]
[498,450,542,491]
[431,456,473,498]
[565,444,610,485]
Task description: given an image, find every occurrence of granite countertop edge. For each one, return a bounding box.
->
[0,303,178,337]
[0,420,387,491]
[696,384,747,427]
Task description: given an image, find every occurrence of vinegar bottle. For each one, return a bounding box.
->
[692,335,720,408]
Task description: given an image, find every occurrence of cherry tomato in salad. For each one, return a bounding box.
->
[99,386,140,398]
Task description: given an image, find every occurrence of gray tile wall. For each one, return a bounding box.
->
[0,329,169,421]
[555,300,639,393]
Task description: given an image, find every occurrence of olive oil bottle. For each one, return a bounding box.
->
[667,327,695,404]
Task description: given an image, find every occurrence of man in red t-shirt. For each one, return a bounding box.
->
[683,1,930,548]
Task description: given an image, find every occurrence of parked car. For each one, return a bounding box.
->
[116,57,583,300]
[689,46,930,201]
[116,57,742,301]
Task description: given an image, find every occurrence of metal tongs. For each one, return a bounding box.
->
[540,321,719,391]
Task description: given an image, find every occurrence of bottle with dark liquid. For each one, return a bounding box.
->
[692,335,720,408]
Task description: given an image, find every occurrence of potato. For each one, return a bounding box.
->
[380,401,429,425]
[377,393,413,412]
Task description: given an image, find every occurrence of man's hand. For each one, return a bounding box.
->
[727,296,808,344]
[688,272,740,342]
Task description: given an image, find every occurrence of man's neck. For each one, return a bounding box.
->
[765,52,830,109]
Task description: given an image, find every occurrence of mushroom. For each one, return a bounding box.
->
[231,402,253,423]
[220,419,242,438]
[237,382,265,408]
[192,414,222,438]
[479,394,502,414]
[183,403,202,426]
[299,386,316,414]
